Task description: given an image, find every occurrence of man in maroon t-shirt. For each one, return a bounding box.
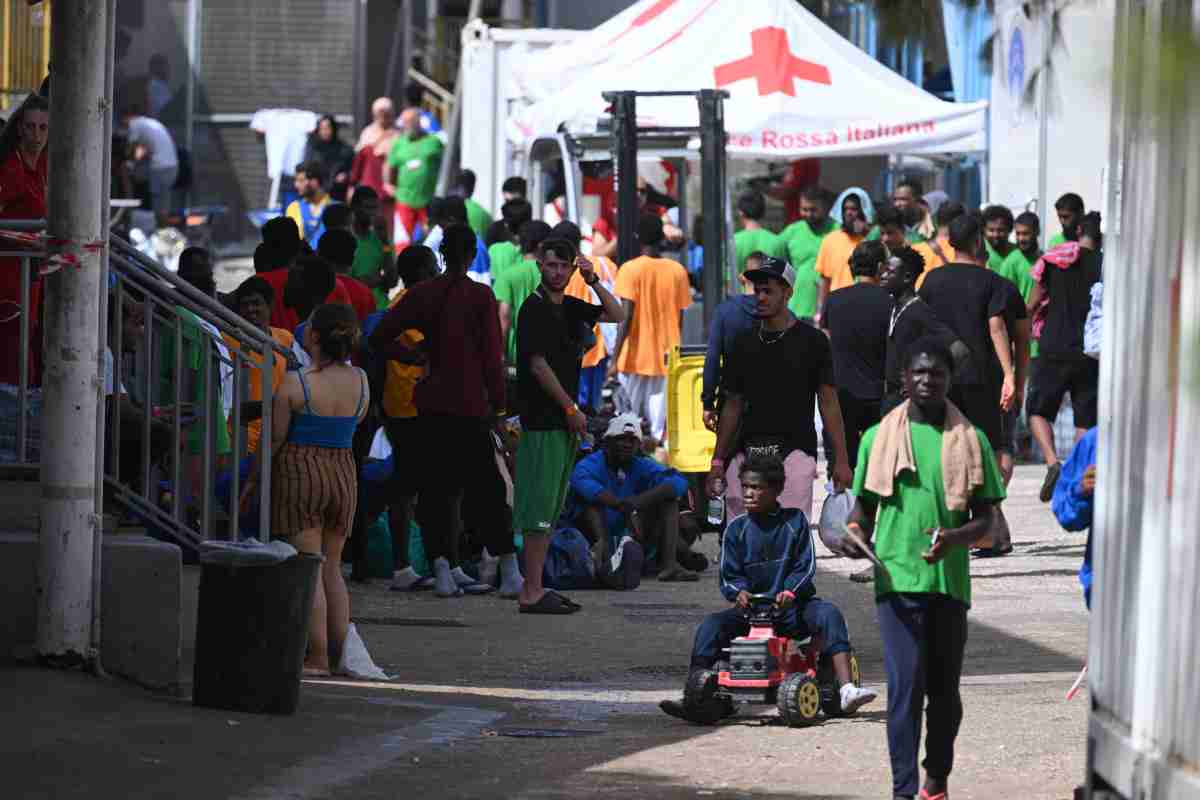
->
[368,223,506,599]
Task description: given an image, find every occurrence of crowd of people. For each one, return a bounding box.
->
[1,79,1104,797]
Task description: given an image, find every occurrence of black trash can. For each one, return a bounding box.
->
[192,553,322,715]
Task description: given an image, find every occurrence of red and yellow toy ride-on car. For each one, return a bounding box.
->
[681,593,862,727]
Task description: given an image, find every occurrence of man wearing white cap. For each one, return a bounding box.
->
[567,413,698,583]
[706,255,854,519]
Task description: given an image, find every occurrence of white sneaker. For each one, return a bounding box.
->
[389,565,421,591]
[839,683,878,715]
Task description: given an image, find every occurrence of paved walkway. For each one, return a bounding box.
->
[4,465,1088,799]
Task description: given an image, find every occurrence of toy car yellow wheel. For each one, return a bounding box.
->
[777,673,821,727]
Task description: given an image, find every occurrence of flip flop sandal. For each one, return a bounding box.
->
[459,581,495,595]
[546,590,582,610]
[519,592,577,614]
[850,565,876,583]
[919,788,947,800]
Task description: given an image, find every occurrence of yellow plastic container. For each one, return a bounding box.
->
[666,345,716,474]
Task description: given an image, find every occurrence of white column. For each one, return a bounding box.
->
[36,0,109,664]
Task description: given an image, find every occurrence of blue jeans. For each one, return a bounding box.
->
[877,593,968,797]
[690,598,851,669]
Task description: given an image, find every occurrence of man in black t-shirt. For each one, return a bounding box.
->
[879,246,967,416]
[918,213,1025,455]
[1026,212,1102,501]
[820,240,891,469]
[512,237,625,613]
[706,256,852,522]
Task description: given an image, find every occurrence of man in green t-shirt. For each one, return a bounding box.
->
[838,336,1005,800]
[778,186,836,319]
[385,108,443,248]
[998,211,1042,359]
[732,190,786,288]
[348,187,396,309]
[452,169,493,239]
[982,205,1015,272]
[1049,192,1085,247]
[494,220,550,365]
[487,197,532,284]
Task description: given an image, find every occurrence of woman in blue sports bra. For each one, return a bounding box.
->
[267,303,368,677]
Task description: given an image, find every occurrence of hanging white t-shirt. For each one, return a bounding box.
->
[127,116,178,171]
[249,109,318,178]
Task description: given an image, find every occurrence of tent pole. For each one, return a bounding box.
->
[698,89,728,328]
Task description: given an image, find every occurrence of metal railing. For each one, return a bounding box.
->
[0,220,293,550]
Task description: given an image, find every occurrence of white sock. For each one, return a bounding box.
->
[451,566,477,586]
[478,548,499,586]
[499,553,524,595]
[433,558,459,596]
[390,565,420,589]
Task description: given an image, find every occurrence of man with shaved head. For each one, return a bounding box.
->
[384,105,443,252]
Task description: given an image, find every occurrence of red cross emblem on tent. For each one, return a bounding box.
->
[714,27,831,96]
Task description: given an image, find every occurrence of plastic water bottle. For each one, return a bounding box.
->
[707,478,726,526]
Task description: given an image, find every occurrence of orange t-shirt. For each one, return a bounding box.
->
[222,327,293,454]
[564,256,618,369]
[913,238,957,288]
[814,230,865,291]
[613,255,692,377]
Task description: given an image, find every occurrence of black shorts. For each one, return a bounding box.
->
[949,382,1004,454]
[1028,356,1099,429]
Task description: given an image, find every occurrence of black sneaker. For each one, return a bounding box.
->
[659,699,690,720]
[1040,462,1062,502]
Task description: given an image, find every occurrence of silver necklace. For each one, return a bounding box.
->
[757,321,791,345]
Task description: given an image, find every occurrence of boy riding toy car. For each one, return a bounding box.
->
[659,455,877,726]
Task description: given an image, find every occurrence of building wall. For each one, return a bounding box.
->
[988,0,1115,236]
[192,0,358,244]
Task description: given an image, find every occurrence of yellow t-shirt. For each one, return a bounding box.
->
[222,327,293,454]
[564,256,617,369]
[380,291,426,419]
[613,255,692,377]
[814,230,865,291]
[285,193,330,245]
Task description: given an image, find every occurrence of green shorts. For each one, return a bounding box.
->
[512,429,577,535]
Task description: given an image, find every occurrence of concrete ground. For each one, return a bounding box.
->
[4,464,1088,800]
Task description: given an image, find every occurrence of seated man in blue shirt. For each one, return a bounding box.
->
[660,454,877,721]
[568,413,699,583]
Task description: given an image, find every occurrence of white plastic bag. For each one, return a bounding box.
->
[337,623,391,681]
[818,483,856,553]
[1083,281,1103,360]
[368,426,393,461]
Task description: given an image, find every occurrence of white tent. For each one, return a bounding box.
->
[511,0,987,159]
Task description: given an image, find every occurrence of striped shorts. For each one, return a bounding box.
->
[271,443,357,539]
